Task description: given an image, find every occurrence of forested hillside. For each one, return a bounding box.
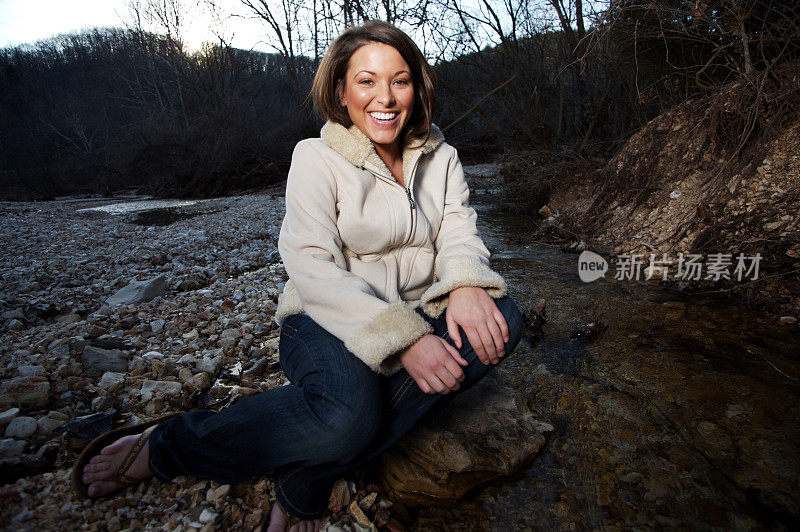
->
[4,0,767,199]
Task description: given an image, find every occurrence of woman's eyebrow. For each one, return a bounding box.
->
[355,70,410,76]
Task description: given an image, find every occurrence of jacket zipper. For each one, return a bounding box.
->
[405,187,415,209]
[366,156,422,246]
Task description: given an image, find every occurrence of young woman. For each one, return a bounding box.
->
[75,20,524,531]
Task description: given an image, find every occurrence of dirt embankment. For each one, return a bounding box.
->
[502,60,800,316]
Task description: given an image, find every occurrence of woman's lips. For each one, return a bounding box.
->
[368,112,399,126]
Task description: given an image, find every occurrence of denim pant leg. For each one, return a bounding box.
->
[275,295,525,519]
[148,313,383,486]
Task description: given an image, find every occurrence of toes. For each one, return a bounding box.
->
[84,461,111,474]
[90,453,114,465]
[87,480,122,498]
[82,464,114,484]
[287,520,320,532]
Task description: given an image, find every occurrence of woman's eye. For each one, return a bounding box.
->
[359,79,373,85]
[395,79,410,85]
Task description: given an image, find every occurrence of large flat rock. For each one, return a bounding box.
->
[379,370,553,505]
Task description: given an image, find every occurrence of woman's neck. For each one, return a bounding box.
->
[374,141,405,186]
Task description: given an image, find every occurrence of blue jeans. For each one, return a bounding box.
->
[148,295,524,519]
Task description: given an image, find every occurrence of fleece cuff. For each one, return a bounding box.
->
[420,255,507,318]
[274,289,303,325]
[345,302,433,375]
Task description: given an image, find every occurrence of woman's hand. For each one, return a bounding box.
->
[446,286,509,365]
[399,334,467,394]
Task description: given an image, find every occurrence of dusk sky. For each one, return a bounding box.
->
[0,0,271,52]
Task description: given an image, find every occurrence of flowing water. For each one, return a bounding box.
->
[413,197,800,530]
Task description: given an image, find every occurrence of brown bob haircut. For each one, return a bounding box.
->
[311,20,437,145]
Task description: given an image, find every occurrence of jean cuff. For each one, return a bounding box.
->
[275,470,326,520]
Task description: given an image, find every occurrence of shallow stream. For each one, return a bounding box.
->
[413,198,800,530]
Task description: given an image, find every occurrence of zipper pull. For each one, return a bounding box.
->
[405,187,415,209]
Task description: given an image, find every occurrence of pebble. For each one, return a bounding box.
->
[329,479,351,512]
[0,408,20,429]
[17,365,46,377]
[197,355,223,374]
[8,318,24,331]
[82,346,128,373]
[0,195,321,529]
[5,416,38,439]
[0,376,50,409]
[140,380,183,401]
[37,412,68,436]
[198,509,218,524]
[0,438,27,459]
[98,371,126,392]
[206,484,230,504]
[106,275,168,306]
[348,500,373,527]
[184,372,212,393]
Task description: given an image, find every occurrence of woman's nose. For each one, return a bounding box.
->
[376,82,395,106]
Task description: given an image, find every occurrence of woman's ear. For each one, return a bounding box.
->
[337,79,346,107]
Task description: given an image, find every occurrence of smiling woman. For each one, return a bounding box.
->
[338,43,415,181]
[72,19,525,532]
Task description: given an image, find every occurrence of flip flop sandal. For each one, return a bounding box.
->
[71,412,181,499]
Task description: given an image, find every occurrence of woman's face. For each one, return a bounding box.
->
[339,42,415,155]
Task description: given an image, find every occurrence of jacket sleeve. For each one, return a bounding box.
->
[420,148,507,317]
[278,140,432,374]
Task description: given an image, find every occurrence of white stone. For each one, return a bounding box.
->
[106,275,167,306]
[5,416,38,439]
[143,351,165,360]
[198,509,218,524]
[196,355,223,374]
[139,380,182,401]
[98,371,126,392]
[0,408,20,430]
[37,415,67,436]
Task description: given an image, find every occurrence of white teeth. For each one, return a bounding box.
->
[369,112,397,121]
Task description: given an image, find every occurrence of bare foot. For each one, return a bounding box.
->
[267,500,321,532]
[81,433,152,497]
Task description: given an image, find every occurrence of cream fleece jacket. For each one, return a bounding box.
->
[275,121,507,374]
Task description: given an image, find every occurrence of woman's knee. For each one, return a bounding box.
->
[301,376,383,463]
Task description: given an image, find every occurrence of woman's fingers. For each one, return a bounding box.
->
[446,312,463,349]
[417,378,432,394]
[427,373,450,394]
[494,308,510,343]
[442,337,468,367]
[487,317,505,358]
[464,327,489,365]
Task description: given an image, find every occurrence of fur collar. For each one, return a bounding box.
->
[320,120,444,181]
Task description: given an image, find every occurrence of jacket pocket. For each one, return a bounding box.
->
[400,246,435,295]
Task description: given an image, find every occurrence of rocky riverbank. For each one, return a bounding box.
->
[0,195,292,529]
[0,193,551,530]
